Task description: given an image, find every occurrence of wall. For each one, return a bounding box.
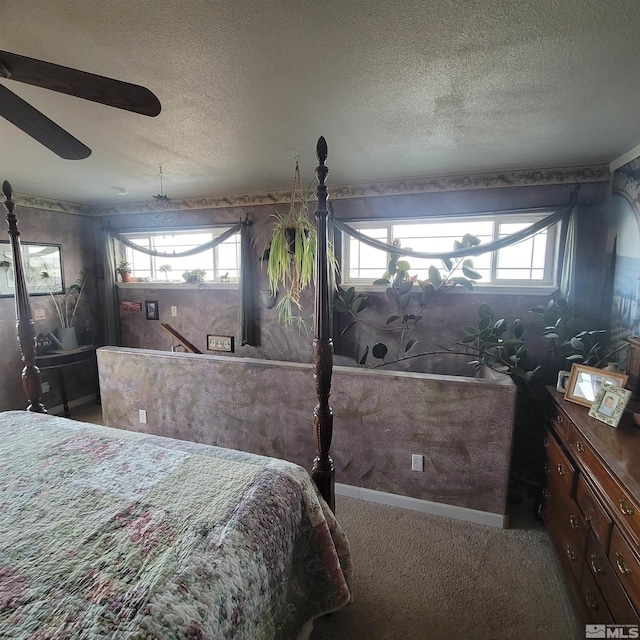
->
[98,346,517,519]
[104,177,610,383]
[0,205,101,411]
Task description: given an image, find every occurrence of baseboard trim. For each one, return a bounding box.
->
[335,483,508,529]
[48,395,98,417]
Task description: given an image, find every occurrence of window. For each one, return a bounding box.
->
[343,212,559,289]
[121,227,240,283]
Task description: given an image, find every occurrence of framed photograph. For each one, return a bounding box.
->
[0,241,64,297]
[564,363,628,408]
[556,370,571,393]
[145,300,159,320]
[588,385,632,427]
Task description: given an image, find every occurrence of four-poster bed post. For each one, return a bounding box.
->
[3,180,45,413]
[311,136,335,511]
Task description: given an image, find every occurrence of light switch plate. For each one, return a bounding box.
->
[207,335,234,352]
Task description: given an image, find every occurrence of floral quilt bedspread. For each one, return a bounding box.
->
[0,411,351,639]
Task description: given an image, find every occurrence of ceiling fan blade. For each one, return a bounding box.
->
[0,50,161,117]
[0,84,91,159]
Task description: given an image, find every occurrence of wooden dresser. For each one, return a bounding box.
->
[542,387,640,624]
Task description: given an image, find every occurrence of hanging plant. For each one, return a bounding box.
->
[259,156,320,329]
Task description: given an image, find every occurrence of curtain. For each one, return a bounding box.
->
[239,222,256,346]
[330,205,572,260]
[109,224,242,258]
[102,230,121,345]
[559,204,578,304]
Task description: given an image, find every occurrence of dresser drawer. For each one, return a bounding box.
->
[581,563,615,624]
[609,526,640,612]
[570,428,640,545]
[544,429,577,498]
[544,491,588,584]
[586,532,640,624]
[549,402,572,442]
[577,475,613,548]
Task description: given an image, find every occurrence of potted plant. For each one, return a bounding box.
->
[158,264,172,282]
[40,269,92,350]
[117,260,132,282]
[260,156,328,328]
[182,269,206,285]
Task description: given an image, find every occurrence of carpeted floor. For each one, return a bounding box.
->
[310,495,583,640]
[70,403,583,640]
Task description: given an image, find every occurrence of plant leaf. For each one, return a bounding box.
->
[451,276,474,290]
[372,343,388,359]
[386,315,401,324]
[404,338,419,353]
[428,265,442,287]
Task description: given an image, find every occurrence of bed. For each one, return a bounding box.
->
[1,137,350,638]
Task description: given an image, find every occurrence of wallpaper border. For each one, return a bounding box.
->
[15,164,610,216]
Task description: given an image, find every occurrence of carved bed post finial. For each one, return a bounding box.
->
[3,180,46,413]
[311,136,335,511]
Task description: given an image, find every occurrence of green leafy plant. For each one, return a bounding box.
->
[158,264,172,281]
[182,269,206,285]
[461,303,540,383]
[530,298,608,369]
[116,260,132,282]
[40,269,92,328]
[333,234,482,366]
[258,157,335,330]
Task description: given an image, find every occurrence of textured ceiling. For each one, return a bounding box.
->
[1,0,640,206]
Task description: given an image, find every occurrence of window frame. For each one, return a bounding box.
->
[341,211,561,293]
[118,225,241,285]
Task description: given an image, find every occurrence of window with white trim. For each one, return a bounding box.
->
[121,227,241,283]
[343,212,559,288]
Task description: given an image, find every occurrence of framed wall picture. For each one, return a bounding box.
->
[564,363,629,408]
[0,241,64,297]
[588,385,632,428]
[145,300,159,320]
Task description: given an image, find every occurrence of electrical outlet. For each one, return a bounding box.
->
[138,409,147,424]
[207,335,235,352]
[171,305,177,317]
[33,308,46,321]
[41,381,50,394]
[411,454,424,472]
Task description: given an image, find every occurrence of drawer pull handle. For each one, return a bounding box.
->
[619,498,635,516]
[544,463,550,474]
[542,488,549,499]
[543,436,549,448]
[585,590,598,610]
[569,515,579,530]
[556,415,564,424]
[566,545,577,562]
[616,553,632,576]
[589,554,604,574]
[557,464,566,477]
[585,515,593,526]
[576,442,585,453]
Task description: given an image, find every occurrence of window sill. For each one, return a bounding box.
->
[340,283,559,296]
[116,282,239,290]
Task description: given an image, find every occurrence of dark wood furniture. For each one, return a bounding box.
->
[2,136,336,509]
[543,387,640,624]
[37,346,100,417]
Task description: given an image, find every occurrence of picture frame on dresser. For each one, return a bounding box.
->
[587,384,632,427]
[564,363,628,408]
